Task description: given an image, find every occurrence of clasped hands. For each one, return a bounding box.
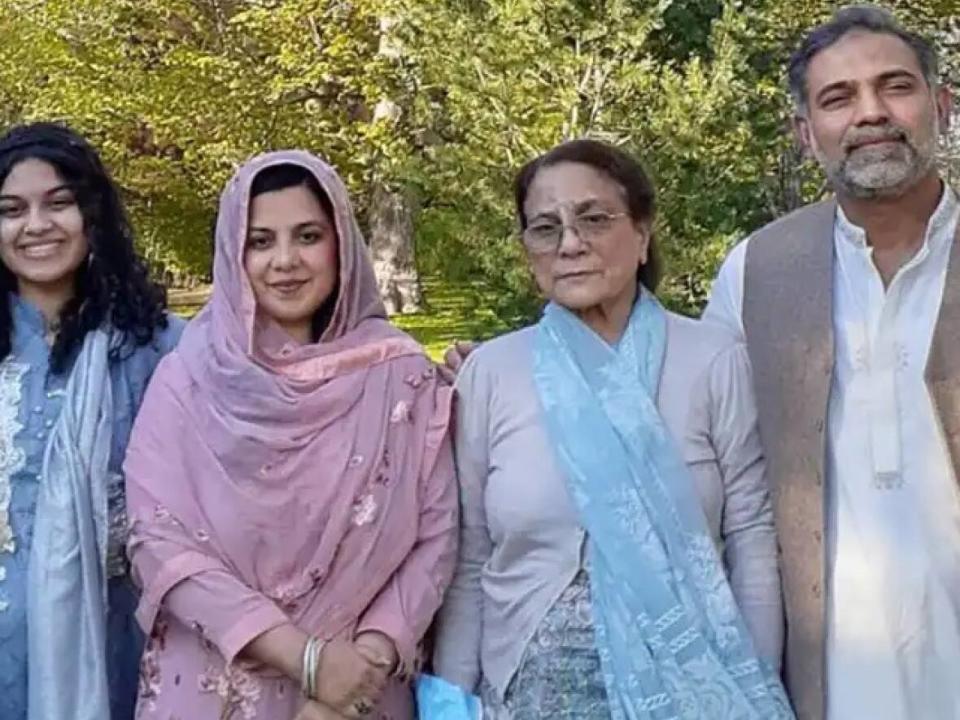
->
[296,631,398,720]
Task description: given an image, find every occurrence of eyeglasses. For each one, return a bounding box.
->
[521,211,628,254]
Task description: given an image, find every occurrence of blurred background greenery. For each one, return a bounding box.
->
[1,0,956,355]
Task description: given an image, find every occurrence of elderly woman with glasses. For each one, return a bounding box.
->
[432,139,793,719]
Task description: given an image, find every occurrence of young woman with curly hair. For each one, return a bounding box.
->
[0,122,183,720]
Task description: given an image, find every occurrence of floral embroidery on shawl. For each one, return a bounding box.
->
[0,358,27,611]
[138,619,169,713]
[352,493,378,526]
[532,297,793,718]
[198,663,262,720]
[390,400,412,424]
[106,471,131,578]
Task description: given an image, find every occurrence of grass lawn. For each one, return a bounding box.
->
[169,276,512,361]
[391,278,513,358]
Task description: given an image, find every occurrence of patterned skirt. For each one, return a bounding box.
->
[480,570,612,720]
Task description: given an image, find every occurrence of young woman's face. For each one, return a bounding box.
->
[243,183,340,344]
[0,158,89,295]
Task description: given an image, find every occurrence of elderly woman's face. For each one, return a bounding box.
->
[521,161,649,314]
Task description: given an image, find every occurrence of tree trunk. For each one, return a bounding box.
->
[367,16,423,314]
[945,105,959,187]
[368,181,422,314]
[934,18,960,186]
[762,142,809,219]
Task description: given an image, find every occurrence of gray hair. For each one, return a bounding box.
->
[788,5,940,114]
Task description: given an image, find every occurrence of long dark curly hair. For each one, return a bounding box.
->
[0,122,168,373]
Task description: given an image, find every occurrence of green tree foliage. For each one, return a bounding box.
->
[0,0,409,284]
[398,0,958,318]
[0,0,956,321]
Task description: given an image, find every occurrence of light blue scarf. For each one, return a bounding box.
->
[27,329,114,720]
[532,292,793,720]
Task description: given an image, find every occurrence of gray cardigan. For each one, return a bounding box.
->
[432,311,783,700]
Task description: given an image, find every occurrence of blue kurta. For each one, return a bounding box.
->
[0,296,183,720]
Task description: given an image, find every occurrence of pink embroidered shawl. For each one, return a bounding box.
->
[124,151,457,718]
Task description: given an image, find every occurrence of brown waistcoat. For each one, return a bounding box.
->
[742,196,960,720]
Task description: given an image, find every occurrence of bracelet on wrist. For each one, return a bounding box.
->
[301,636,329,700]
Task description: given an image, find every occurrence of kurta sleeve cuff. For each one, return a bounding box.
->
[219,603,292,667]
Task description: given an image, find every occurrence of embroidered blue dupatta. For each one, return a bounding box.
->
[532,293,793,720]
[28,329,114,720]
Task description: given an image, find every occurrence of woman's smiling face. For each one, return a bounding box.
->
[0,158,89,295]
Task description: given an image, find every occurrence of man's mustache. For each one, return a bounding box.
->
[842,125,909,153]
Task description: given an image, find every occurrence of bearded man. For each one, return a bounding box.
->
[704,6,959,720]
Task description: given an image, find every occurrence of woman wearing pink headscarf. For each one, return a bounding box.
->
[123,151,458,720]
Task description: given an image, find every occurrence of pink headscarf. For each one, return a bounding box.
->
[125,151,453,663]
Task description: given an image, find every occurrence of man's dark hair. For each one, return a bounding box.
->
[788,5,940,113]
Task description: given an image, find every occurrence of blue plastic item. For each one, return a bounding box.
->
[415,674,482,720]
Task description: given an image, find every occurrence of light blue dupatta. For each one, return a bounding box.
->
[532,292,793,720]
[27,329,114,720]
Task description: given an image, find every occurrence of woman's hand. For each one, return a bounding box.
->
[437,340,477,383]
[294,699,348,720]
[354,631,398,674]
[314,637,388,716]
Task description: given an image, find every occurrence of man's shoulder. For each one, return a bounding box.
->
[665,311,744,374]
[748,199,837,249]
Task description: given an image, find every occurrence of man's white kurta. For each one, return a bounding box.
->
[704,187,960,720]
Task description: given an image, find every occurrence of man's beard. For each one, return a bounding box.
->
[818,118,939,200]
